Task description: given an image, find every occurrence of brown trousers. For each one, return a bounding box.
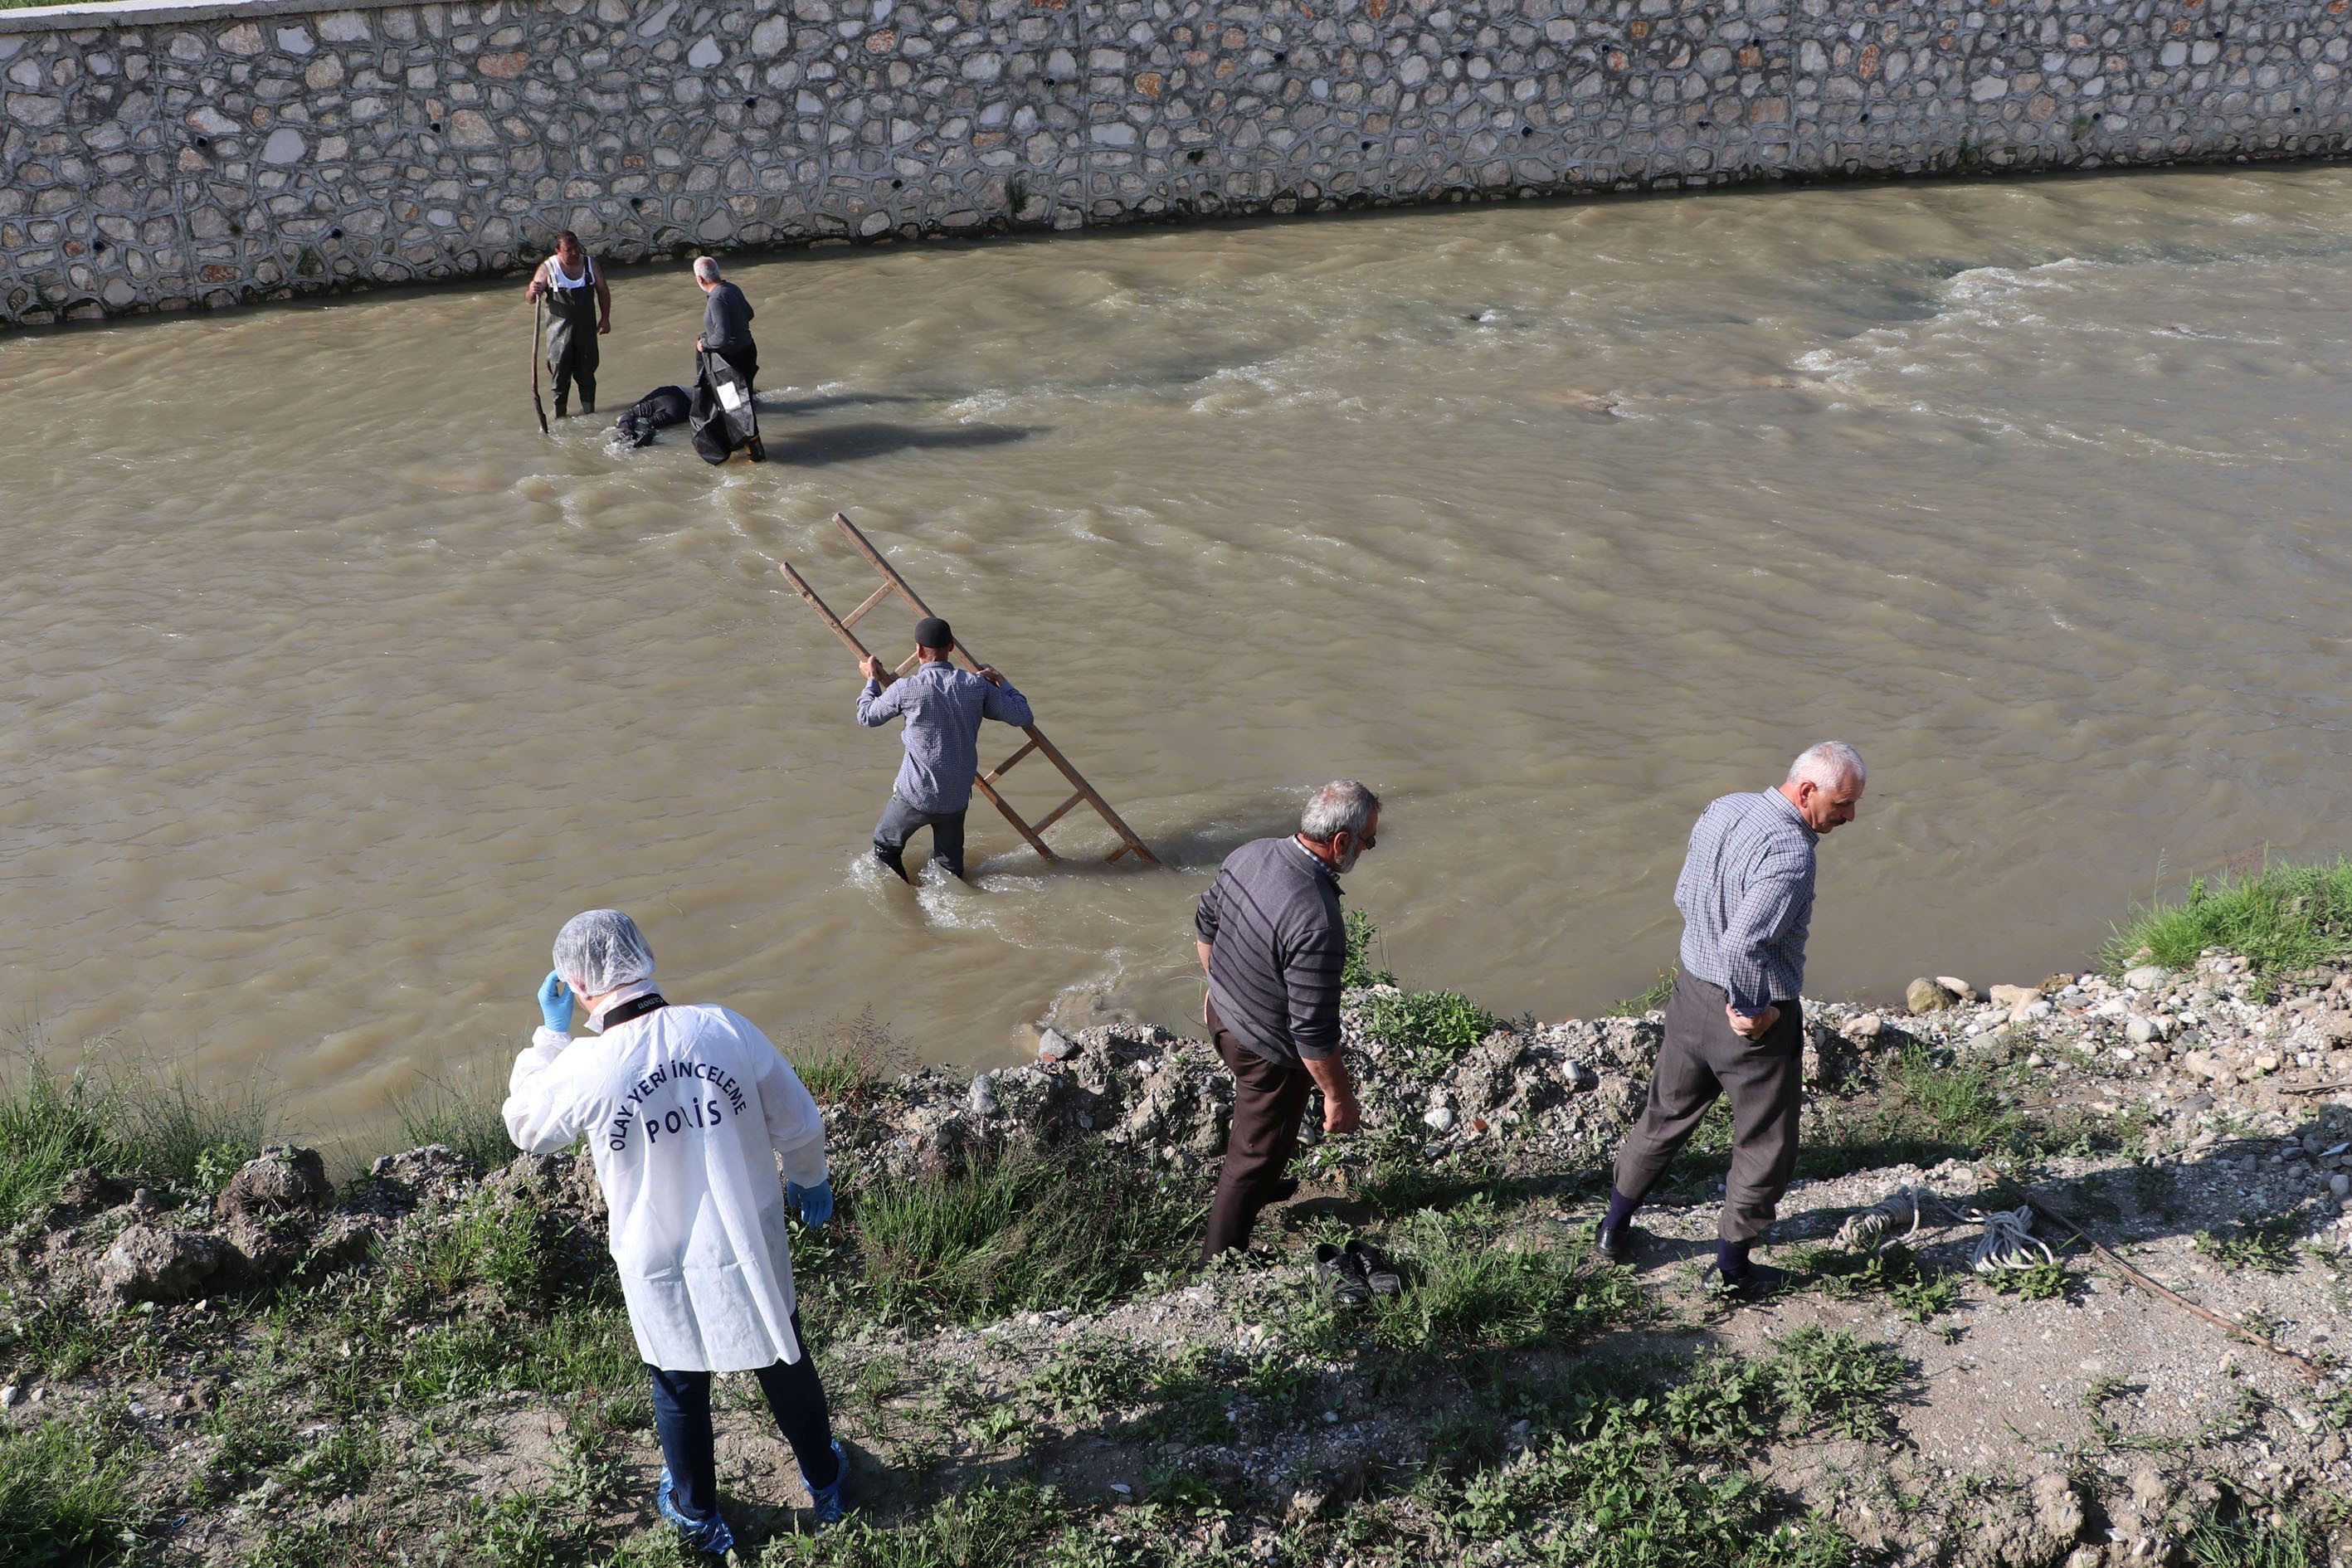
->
[1611,973,1803,1244]
[1201,1007,1312,1260]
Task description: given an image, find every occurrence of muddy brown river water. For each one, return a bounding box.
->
[7,165,2352,1145]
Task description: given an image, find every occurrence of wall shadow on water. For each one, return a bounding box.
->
[759,420,1037,466]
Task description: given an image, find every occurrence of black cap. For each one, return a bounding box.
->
[914,616,953,651]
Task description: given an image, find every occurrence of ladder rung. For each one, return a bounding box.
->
[983,738,1039,783]
[1032,790,1087,833]
[840,582,897,629]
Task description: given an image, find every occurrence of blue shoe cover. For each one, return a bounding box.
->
[802,1440,851,1527]
[656,1466,737,1556]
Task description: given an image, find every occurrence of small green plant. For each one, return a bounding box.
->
[0,1416,149,1564]
[1353,989,1503,1072]
[0,1054,119,1230]
[394,1059,517,1172]
[1990,1257,2071,1301]
[784,1008,913,1102]
[1343,908,1396,989]
[1765,1327,1909,1440]
[2195,1218,2301,1274]
[2185,1507,2325,1568]
[1605,967,1678,1017]
[1029,1338,1152,1424]
[1661,1351,1776,1451]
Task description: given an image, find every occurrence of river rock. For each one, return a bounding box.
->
[967,1074,998,1116]
[1843,1013,1884,1040]
[1988,984,2041,1010]
[1935,976,1978,1004]
[2125,1016,2160,1045]
[98,1224,241,1303]
[1424,1104,1457,1133]
[1036,1028,1076,1064]
[217,1146,330,1221]
[2122,965,2170,991]
[1906,977,1958,1015]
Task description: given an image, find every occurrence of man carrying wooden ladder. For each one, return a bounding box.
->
[854,615,1034,882]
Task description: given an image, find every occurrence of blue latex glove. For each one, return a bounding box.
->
[787,1179,834,1230]
[537,970,575,1033]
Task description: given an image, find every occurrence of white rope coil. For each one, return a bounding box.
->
[1832,1186,2053,1272]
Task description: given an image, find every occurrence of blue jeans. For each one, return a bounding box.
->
[872,794,967,880]
[648,1314,838,1522]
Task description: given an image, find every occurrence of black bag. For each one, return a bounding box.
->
[689,352,762,465]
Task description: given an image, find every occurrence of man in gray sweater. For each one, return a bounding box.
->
[694,256,757,387]
[1193,780,1380,1259]
[854,617,1032,881]
[1599,742,1867,1295]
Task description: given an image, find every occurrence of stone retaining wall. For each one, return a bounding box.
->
[2,0,2346,325]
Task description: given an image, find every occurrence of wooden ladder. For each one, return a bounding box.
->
[781,512,1162,869]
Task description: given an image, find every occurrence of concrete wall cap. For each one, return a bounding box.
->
[0,0,418,37]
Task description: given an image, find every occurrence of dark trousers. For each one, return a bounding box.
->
[648,1317,838,1522]
[546,311,599,411]
[1202,1010,1312,1259]
[1611,973,1803,1244]
[873,794,967,880]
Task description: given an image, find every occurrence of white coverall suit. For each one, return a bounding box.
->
[503,999,829,1371]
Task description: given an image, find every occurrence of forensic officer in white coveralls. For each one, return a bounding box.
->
[503,909,850,1553]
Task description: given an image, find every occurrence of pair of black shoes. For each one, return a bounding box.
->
[1312,1239,1401,1307]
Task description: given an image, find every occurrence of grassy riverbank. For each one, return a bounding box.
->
[7,889,2352,1566]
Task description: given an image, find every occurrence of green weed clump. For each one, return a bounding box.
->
[0,1417,149,1565]
[1458,1405,1855,1567]
[1354,989,1504,1072]
[755,1480,1083,1567]
[2186,1507,2328,1568]
[1605,968,1679,1017]
[1288,1202,1639,1357]
[2195,1217,2302,1275]
[0,1049,273,1226]
[2107,858,2352,978]
[785,1008,913,1103]
[844,1147,1202,1327]
[1343,908,1396,988]
[394,1061,515,1173]
[0,1058,116,1231]
[111,1069,273,1192]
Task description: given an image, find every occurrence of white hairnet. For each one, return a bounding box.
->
[553,909,655,996]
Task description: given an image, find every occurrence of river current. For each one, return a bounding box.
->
[7,166,2351,1142]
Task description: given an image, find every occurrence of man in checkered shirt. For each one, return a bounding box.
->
[1598,741,1867,1295]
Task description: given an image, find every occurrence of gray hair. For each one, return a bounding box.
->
[1786,741,1867,790]
[1300,779,1381,842]
[693,255,721,283]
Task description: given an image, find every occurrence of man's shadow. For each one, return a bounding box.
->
[755,421,1037,467]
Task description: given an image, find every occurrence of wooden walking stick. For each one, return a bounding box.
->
[530,292,550,436]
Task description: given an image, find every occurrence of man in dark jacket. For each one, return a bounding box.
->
[1194,780,1380,1259]
[694,256,757,387]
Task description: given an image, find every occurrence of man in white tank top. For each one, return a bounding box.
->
[523,230,611,416]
